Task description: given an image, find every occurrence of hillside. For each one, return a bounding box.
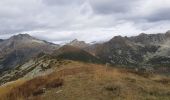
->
[0,61,170,100]
[0,34,60,72]
[52,45,102,63]
[0,45,103,85]
[85,31,170,69]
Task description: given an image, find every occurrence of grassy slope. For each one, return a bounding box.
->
[0,61,170,100]
[53,45,103,64]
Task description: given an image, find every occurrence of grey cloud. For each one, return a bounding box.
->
[89,0,136,14]
[0,17,47,34]
[146,8,170,22]
[88,0,170,23]
[0,0,170,43]
[42,0,85,6]
[0,0,82,34]
[0,0,47,34]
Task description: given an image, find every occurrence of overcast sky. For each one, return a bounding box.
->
[0,0,170,43]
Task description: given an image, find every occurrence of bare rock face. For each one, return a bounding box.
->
[85,31,170,67]
[0,34,60,72]
[129,33,167,45]
[67,39,89,48]
[165,30,170,37]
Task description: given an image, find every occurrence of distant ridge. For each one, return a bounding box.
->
[85,30,170,69]
[1,30,170,72]
[53,45,102,63]
[0,34,60,71]
[67,39,89,48]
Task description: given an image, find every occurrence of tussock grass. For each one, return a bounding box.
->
[0,79,25,100]
[0,61,170,100]
[0,74,63,100]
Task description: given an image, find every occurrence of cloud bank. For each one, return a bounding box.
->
[0,0,170,43]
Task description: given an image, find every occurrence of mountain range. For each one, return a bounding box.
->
[0,31,170,100]
[1,31,170,73]
[85,31,170,68]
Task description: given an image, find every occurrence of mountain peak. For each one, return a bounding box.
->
[71,39,79,42]
[110,35,128,43]
[67,39,89,48]
[10,33,34,40]
[137,33,148,38]
[70,39,84,44]
[139,33,147,36]
[0,33,60,71]
[16,33,31,37]
[166,30,170,37]
[166,30,170,33]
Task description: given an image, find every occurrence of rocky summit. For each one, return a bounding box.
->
[85,31,170,69]
[67,39,90,48]
[0,34,60,72]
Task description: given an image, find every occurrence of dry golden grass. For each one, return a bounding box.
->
[0,72,63,100]
[0,79,25,100]
[0,61,93,100]
[0,61,170,100]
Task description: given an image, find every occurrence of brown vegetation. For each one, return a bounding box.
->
[0,61,170,100]
[0,74,63,100]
